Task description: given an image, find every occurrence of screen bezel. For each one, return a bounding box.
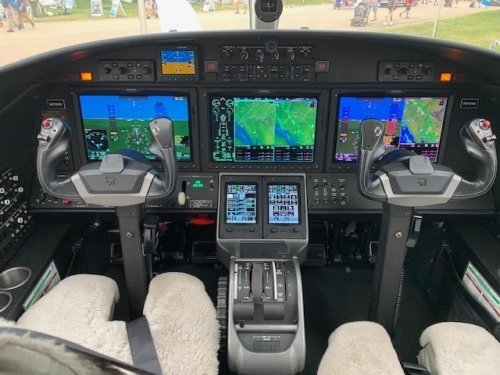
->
[72,88,199,171]
[201,89,328,172]
[267,183,301,225]
[224,182,259,225]
[326,89,455,172]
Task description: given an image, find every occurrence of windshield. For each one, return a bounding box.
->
[1,0,498,66]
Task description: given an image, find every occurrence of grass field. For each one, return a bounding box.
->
[376,9,500,49]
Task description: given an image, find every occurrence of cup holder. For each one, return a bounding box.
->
[0,292,12,313]
[0,267,32,291]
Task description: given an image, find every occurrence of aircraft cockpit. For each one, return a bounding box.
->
[0,1,500,374]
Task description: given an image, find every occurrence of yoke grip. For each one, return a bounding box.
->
[357,119,387,201]
[146,117,178,200]
[36,118,79,200]
[452,118,497,200]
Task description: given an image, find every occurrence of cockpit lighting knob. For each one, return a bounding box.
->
[240,50,249,60]
[255,51,264,62]
[286,50,295,60]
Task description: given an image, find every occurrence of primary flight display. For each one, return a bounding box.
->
[79,94,192,162]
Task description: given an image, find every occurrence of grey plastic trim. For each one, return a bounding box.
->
[235,324,298,333]
[227,258,306,375]
[71,172,155,207]
[379,173,461,207]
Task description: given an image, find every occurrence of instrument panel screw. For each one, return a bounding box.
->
[153,127,160,134]
[395,231,403,238]
[126,231,134,238]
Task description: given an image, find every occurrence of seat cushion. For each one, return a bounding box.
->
[17,274,132,364]
[318,321,405,375]
[143,272,220,375]
[418,322,500,375]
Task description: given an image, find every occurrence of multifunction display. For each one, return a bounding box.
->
[79,95,191,161]
[160,50,196,75]
[210,95,318,163]
[268,184,300,224]
[334,96,448,163]
[225,183,258,224]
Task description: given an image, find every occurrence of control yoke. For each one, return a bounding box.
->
[357,118,497,206]
[36,117,178,206]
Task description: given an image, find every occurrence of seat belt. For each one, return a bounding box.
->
[0,326,155,375]
[126,316,163,375]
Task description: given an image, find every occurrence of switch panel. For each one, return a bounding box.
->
[378,62,435,82]
[99,61,155,81]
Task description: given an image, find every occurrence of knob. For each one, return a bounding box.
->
[103,66,112,75]
[422,66,433,76]
[286,50,295,60]
[255,50,264,62]
[384,67,393,75]
[313,181,319,189]
[302,70,312,80]
[118,66,128,75]
[272,51,280,60]
[240,50,249,60]
[143,66,152,75]
[399,67,408,75]
[222,71,232,80]
[38,189,47,202]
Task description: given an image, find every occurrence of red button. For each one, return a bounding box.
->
[42,119,52,128]
[480,119,491,130]
[62,199,70,205]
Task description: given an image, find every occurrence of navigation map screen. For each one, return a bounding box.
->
[160,50,196,75]
[210,95,319,163]
[79,95,191,162]
[225,183,258,224]
[268,184,300,224]
[334,96,448,163]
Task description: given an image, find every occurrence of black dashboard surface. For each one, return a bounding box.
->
[0,30,498,216]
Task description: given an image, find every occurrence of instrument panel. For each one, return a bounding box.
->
[17,31,499,215]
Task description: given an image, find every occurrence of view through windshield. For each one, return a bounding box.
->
[1,0,499,66]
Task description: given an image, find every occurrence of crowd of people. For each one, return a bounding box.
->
[1,0,35,32]
[345,0,476,27]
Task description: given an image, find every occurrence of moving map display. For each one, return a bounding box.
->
[210,95,318,162]
[334,96,448,163]
[79,95,191,162]
[225,183,257,224]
